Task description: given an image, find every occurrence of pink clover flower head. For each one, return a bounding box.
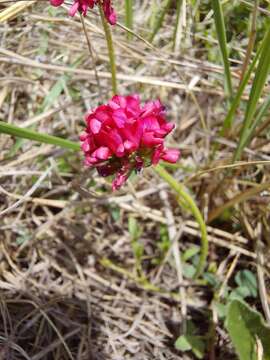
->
[49,0,117,25]
[80,95,180,190]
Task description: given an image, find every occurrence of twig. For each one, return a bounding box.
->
[80,13,102,100]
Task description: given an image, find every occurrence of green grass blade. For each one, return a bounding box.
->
[221,47,262,133]
[211,0,233,99]
[173,0,184,52]
[234,24,270,161]
[250,94,270,134]
[0,121,80,151]
[149,0,172,43]
[125,0,133,40]
[238,93,270,154]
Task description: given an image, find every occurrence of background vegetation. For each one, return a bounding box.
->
[0,0,270,359]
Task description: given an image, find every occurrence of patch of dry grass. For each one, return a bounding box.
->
[0,1,269,359]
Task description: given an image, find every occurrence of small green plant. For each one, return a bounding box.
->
[226,299,270,360]
[175,320,206,359]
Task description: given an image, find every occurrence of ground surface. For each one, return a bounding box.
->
[0,1,270,359]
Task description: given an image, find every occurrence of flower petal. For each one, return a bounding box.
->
[161,149,180,163]
[90,118,102,134]
[50,0,64,6]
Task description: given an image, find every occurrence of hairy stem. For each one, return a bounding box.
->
[154,164,208,278]
[80,13,102,99]
[99,4,117,94]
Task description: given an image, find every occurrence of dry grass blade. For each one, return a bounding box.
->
[0,0,36,22]
[0,166,52,216]
[208,182,270,223]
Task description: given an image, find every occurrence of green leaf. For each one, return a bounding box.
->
[39,57,82,113]
[175,335,205,359]
[158,224,170,253]
[183,263,196,279]
[203,272,220,288]
[128,216,143,264]
[226,299,270,360]
[128,216,140,241]
[213,301,228,319]
[235,270,258,298]
[175,335,192,352]
[182,245,200,261]
[211,0,233,99]
[40,77,67,113]
[0,121,80,151]
[110,205,120,222]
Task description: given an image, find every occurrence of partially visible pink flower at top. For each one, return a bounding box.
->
[80,95,180,190]
[49,0,116,25]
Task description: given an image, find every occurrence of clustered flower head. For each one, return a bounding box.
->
[50,0,116,25]
[80,95,180,190]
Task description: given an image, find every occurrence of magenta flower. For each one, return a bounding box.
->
[49,0,116,25]
[80,95,180,190]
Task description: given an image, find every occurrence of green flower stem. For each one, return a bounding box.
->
[0,121,80,151]
[154,164,208,279]
[125,0,133,40]
[99,4,117,94]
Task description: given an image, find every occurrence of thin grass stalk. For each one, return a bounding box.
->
[0,121,80,151]
[173,0,184,53]
[80,14,102,99]
[234,24,270,161]
[240,94,270,152]
[154,164,208,279]
[208,181,270,223]
[125,0,133,40]
[149,0,172,43]
[99,4,117,94]
[238,0,259,85]
[211,0,233,100]
[221,47,262,133]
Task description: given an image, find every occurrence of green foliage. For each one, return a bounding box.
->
[39,57,82,113]
[158,224,170,253]
[125,0,133,39]
[110,205,121,222]
[234,23,270,160]
[231,270,258,299]
[149,0,172,42]
[175,320,206,359]
[154,165,208,279]
[0,121,80,151]
[181,245,200,279]
[40,76,67,113]
[182,245,200,262]
[211,0,233,99]
[226,299,270,360]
